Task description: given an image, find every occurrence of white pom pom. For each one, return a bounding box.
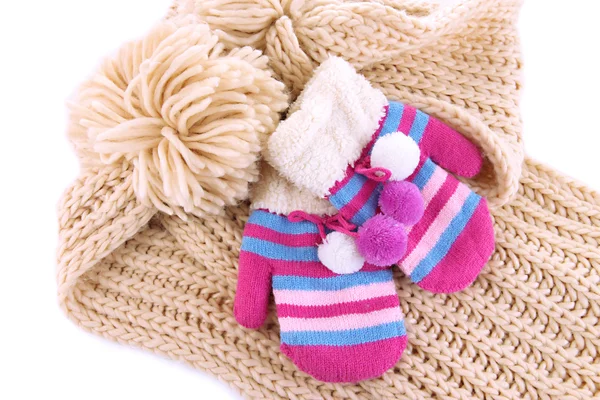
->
[318,232,365,274]
[371,132,420,181]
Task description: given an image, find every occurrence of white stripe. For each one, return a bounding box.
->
[402,183,471,274]
[406,166,447,234]
[273,281,397,307]
[278,307,403,332]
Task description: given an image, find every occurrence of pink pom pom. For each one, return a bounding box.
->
[357,215,407,267]
[379,181,424,226]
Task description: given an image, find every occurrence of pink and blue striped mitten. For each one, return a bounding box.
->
[267,57,495,294]
[234,165,407,383]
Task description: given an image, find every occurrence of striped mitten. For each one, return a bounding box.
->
[372,101,495,293]
[267,57,494,293]
[234,164,407,383]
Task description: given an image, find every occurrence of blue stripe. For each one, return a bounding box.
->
[248,210,319,235]
[241,237,319,262]
[281,321,406,346]
[411,158,437,190]
[408,110,430,144]
[380,101,404,136]
[411,192,482,283]
[329,173,369,210]
[349,183,382,226]
[369,102,405,156]
[272,270,393,291]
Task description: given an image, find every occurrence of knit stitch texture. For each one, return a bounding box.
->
[57,1,600,398]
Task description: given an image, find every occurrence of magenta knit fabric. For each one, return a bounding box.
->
[234,210,407,382]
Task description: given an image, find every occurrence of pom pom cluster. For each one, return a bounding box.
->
[317,132,425,273]
[357,134,423,267]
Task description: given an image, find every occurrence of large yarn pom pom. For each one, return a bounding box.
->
[357,215,407,267]
[68,20,288,218]
[318,232,365,275]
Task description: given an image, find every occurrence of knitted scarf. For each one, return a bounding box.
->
[57,0,600,398]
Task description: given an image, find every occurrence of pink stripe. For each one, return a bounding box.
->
[244,224,321,247]
[339,178,380,219]
[281,336,407,383]
[401,174,459,265]
[279,307,403,332]
[402,181,472,275]
[397,104,416,135]
[276,295,400,318]
[273,281,397,306]
[405,164,448,235]
[420,164,449,208]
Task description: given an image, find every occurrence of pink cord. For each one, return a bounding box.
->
[288,211,359,240]
[355,159,392,182]
[324,214,359,238]
[288,211,328,239]
[288,160,390,239]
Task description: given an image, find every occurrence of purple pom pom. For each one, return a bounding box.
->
[379,181,424,226]
[357,215,407,267]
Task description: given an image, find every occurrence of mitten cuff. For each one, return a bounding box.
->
[250,163,337,216]
[266,57,388,198]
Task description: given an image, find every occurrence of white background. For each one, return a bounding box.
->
[0,1,598,399]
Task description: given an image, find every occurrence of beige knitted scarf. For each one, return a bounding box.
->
[57,0,600,398]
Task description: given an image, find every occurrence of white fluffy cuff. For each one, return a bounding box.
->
[250,163,336,216]
[265,57,388,198]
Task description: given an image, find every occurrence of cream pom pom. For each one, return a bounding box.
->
[318,232,365,275]
[68,20,288,218]
[370,133,420,181]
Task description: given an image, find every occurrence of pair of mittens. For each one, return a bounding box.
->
[266,57,495,294]
[235,56,494,384]
[235,165,408,383]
